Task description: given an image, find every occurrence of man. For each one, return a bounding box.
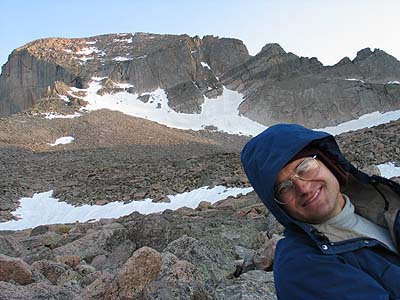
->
[241,123,400,300]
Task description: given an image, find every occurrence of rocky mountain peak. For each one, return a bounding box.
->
[221,42,323,93]
[260,43,286,56]
[334,56,352,66]
[349,47,400,82]
[200,35,249,75]
[353,47,374,62]
[352,47,399,66]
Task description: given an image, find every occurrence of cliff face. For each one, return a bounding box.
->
[0,33,250,116]
[221,45,400,128]
[0,49,79,116]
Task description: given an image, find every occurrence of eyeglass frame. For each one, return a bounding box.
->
[274,155,319,205]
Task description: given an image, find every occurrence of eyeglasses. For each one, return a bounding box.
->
[274,155,319,205]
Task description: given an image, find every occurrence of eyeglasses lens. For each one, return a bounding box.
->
[275,157,319,202]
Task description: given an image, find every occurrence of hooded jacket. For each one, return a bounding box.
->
[241,124,400,300]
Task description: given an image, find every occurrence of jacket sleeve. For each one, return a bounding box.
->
[274,251,390,300]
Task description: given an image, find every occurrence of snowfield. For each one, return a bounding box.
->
[0,186,253,231]
[77,78,266,136]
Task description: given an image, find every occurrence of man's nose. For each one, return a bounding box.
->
[292,176,312,194]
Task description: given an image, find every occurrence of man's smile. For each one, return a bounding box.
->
[301,187,322,207]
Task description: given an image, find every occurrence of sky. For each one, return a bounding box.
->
[1,0,400,70]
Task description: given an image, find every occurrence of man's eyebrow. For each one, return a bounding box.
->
[276,157,310,184]
[293,155,316,169]
[289,159,304,171]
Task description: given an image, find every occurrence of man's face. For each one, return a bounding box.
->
[274,157,345,224]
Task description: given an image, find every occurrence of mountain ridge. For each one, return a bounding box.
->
[1,32,400,129]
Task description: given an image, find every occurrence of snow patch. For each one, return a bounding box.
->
[113,56,132,61]
[58,95,70,103]
[317,110,400,135]
[134,55,147,59]
[113,38,133,43]
[76,47,99,55]
[201,61,211,69]
[91,76,107,81]
[79,56,93,62]
[377,162,400,179]
[75,47,105,62]
[49,136,74,146]
[116,82,134,89]
[345,78,365,83]
[0,186,254,231]
[42,112,82,119]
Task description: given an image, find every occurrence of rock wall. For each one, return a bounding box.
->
[0,49,79,116]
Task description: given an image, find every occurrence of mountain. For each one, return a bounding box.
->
[0,33,249,116]
[221,45,400,128]
[1,32,400,128]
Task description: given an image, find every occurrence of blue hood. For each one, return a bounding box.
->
[241,123,355,227]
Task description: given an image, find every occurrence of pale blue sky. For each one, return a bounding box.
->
[1,0,399,70]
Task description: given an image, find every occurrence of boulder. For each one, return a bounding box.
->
[214,270,276,300]
[81,271,114,300]
[105,246,162,300]
[0,235,25,257]
[0,281,80,300]
[55,255,81,268]
[164,235,237,287]
[253,234,282,271]
[90,240,137,272]
[31,259,68,284]
[142,251,210,299]
[0,254,33,285]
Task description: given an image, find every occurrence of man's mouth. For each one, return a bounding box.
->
[302,187,321,207]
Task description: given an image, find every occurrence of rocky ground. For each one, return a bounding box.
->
[0,107,400,299]
[335,120,400,168]
[0,192,282,300]
[0,109,249,221]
